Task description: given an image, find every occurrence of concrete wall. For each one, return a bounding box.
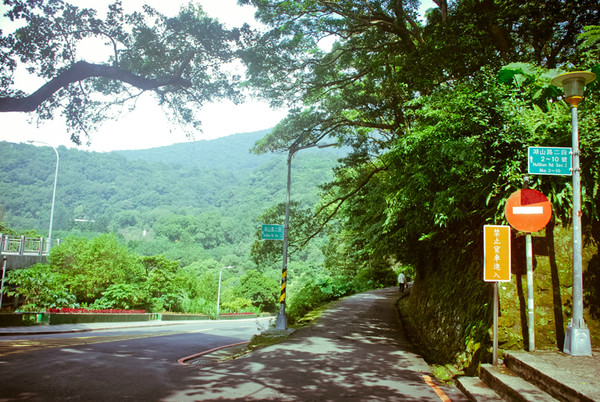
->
[2,255,48,270]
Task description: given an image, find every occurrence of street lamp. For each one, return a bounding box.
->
[28,140,59,252]
[275,140,337,330]
[551,71,596,356]
[216,266,234,318]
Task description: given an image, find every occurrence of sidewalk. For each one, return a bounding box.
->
[503,349,600,400]
[165,287,469,401]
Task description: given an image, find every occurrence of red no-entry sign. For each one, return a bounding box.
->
[505,189,552,233]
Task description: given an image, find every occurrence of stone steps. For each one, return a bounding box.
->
[457,350,599,401]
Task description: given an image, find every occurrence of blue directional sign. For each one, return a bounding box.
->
[528,147,572,176]
[261,224,284,240]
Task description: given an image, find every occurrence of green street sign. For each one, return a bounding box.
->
[261,224,284,240]
[528,146,572,176]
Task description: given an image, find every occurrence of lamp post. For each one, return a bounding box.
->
[275,140,337,330]
[216,266,234,318]
[551,71,596,356]
[28,140,59,252]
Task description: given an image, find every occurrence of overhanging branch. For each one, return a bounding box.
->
[0,61,192,113]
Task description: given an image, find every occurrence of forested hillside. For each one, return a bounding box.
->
[0,130,340,268]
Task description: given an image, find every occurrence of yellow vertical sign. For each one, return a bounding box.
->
[484,225,511,282]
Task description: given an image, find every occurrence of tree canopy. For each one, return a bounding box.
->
[239,0,600,363]
[241,0,600,238]
[0,0,248,143]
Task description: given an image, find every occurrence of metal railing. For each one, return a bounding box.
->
[0,234,59,256]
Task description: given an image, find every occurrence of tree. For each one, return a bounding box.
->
[5,264,77,311]
[241,0,600,364]
[242,0,599,177]
[1,0,248,143]
[236,269,278,312]
[242,0,600,265]
[49,233,144,303]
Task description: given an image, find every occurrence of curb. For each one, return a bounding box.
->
[177,341,250,366]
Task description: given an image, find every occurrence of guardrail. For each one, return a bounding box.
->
[0,234,60,256]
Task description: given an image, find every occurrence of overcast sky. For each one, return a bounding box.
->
[0,0,435,152]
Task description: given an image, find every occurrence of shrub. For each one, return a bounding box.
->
[287,276,353,324]
[5,264,77,311]
[89,283,147,310]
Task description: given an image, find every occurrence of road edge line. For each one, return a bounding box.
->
[423,374,452,402]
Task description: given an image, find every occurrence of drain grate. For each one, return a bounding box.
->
[189,357,218,366]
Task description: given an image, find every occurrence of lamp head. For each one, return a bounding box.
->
[551,71,596,106]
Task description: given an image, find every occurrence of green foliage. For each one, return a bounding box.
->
[1,0,243,139]
[89,283,147,310]
[236,270,278,313]
[180,294,213,315]
[287,275,353,324]
[49,234,144,303]
[221,297,255,313]
[5,264,77,311]
[0,222,16,235]
[140,255,182,311]
[352,261,397,293]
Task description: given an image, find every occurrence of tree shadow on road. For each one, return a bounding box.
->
[167,289,465,401]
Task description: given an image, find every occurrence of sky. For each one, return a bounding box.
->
[0,0,436,152]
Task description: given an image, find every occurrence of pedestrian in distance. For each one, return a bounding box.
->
[397,272,406,293]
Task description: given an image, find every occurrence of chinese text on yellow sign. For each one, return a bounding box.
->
[484,225,511,282]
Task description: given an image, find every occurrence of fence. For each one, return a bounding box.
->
[0,234,60,256]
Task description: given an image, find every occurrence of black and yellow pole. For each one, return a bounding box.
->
[275,139,337,330]
[275,146,295,330]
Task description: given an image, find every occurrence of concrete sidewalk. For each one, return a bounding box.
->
[503,349,600,401]
[164,288,468,401]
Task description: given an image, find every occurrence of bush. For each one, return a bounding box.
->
[5,264,77,311]
[89,283,148,310]
[221,297,255,313]
[180,294,214,315]
[287,276,353,324]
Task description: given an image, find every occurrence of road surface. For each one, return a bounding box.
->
[0,318,268,401]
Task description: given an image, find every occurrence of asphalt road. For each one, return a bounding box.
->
[0,319,269,401]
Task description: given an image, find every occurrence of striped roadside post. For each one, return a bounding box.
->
[275,139,337,330]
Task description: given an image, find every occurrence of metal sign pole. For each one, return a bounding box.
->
[0,257,7,309]
[564,97,592,355]
[525,233,535,351]
[493,281,499,366]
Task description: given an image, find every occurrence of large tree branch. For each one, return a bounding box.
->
[296,160,389,248]
[0,61,192,113]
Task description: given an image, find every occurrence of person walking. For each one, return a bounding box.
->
[397,272,407,293]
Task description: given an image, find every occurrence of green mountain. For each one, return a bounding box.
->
[116,129,274,170]
[0,130,341,267]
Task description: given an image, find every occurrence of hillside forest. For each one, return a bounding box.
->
[1,0,600,375]
[0,130,353,318]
